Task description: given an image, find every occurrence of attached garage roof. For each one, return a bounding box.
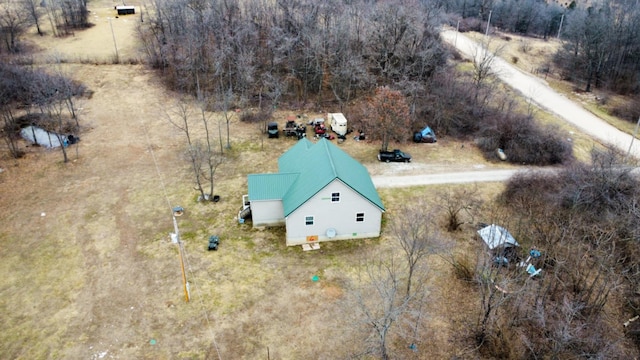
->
[248,173,299,201]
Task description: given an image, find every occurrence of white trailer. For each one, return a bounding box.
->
[328,113,348,136]
[116,5,135,15]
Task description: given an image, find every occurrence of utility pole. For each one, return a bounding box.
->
[625,115,640,163]
[485,10,492,37]
[455,19,460,47]
[172,213,190,302]
[557,13,565,39]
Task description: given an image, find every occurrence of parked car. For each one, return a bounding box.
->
[378,149,412,162]
[267,122,279,138]
[413,125,437,143]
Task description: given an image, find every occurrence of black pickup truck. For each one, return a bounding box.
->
[377,149,412,162]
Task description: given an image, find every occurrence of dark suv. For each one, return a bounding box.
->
[267,122,279,138]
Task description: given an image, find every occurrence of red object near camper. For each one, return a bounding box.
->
[314,123,326,135]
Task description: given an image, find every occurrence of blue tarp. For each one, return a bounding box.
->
[420,126,435,138]
[414,126,436,143]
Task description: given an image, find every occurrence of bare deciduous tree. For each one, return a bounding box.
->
[353,252,412,360]
[196,93,225,199]
[20,0,43,36]
[390,201,446,296]
[364,86,411,152]
[437,185,482,232]
[471,38,503,107]
[0,0,30,53]
[167,100,207,200]
[168,98,224,202]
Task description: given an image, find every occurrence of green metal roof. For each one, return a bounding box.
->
[247,173,299,201]
[278,137,313,172]
[281,138,384,216]
[248,137,384,216]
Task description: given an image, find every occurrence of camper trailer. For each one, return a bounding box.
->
[116,5,135,15]
[328,113,348,137]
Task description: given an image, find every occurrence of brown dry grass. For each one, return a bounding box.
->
[1,4,610,359]
[0,10,472,360]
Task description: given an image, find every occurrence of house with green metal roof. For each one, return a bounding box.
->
[246,137,385,246]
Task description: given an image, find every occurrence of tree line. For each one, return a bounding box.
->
[141,0,573,165]
[0,0,90,53]
[0,63,85,162]
[140,0,446,105]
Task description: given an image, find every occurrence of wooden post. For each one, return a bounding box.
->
[174,215,190,302]
[179,241,190,302]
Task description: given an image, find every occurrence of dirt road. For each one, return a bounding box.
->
[440,29,640,160]
[372,168,519,188]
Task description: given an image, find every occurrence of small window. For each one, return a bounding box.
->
[331,192,340,202]
[305,216,314,226]
[356,213,365,222]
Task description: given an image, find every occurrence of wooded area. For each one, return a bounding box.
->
[0,64,85,162]
[442,0,640,119]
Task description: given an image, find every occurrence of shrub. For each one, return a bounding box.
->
[500,170,563,210]
[458,17,483,33]
[478,113,573,165]
[450,254,475,282]
[611,98,640,123]
[240,110,272,124]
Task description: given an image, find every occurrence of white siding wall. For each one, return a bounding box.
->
[285,180,382,246]
[251,200,285,227]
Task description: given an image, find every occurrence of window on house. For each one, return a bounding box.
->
[305,216,314,225]
[331,192,340,202]
[356,213,365,222]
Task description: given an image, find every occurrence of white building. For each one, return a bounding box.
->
[246,138,385,246]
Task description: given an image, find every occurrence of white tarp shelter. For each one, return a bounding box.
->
[20,126,65,148]
[477,224,519,250]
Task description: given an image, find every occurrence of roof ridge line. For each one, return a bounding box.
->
[320,138,339,178]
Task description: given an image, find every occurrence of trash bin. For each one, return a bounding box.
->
[208,235,220,251]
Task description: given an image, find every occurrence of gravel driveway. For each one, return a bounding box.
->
[370,31,639,189]
[440,29,640,159]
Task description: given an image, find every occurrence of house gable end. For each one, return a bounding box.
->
[281,138,384,216]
